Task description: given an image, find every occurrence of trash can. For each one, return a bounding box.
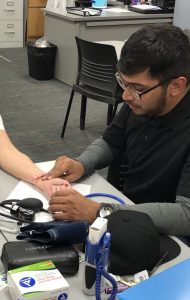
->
[27,42,57,80]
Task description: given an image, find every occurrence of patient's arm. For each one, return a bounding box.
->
[0,128,71,198]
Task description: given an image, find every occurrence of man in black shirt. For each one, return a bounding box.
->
[42,24,190,237]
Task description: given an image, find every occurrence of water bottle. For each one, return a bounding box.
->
[92,0,107,9]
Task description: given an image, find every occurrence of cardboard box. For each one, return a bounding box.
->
[7,260,69,300]
[0,271,8,293]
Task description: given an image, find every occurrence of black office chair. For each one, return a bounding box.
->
[61,37,123,138]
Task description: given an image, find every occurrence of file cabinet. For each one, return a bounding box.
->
[0,0,23,48]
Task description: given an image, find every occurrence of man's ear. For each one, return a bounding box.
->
[169,77,187,96]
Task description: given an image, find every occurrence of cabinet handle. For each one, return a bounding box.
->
[7,1,14,5]
[7,24,14,28]
[4,32,15,35]
[4,9,15,12]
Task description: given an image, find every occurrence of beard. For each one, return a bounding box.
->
[126,88,168,117]
[146,88,168,116]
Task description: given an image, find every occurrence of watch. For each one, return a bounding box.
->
[97,204,114,218]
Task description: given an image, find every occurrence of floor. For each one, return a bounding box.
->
[0,46,113,178]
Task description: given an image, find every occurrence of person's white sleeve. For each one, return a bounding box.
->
[0,115,5,130]
[111,195,190,236]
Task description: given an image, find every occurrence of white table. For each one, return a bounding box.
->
[0,161,190,299]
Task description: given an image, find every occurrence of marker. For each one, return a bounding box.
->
[148,251,168,276]
[105,284,130,294]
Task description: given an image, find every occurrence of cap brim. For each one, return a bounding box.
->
[159,234,181,263]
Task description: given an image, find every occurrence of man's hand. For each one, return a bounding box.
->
[36,156,84,182]
[35,178,71,199]
[48,189,101,223]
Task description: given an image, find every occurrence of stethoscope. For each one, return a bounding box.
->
[0,192,125,221]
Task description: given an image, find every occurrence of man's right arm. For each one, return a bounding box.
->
[40,137,115,181]
[42,104,129,181]
[75,137,115,176]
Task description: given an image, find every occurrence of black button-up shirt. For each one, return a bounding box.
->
[103,90,190,204]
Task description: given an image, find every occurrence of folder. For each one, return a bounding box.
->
[128,4,162,14]
[117,258,190,300]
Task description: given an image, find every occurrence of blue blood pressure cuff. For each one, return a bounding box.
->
[1,221,89,275]
[16,220,89,244]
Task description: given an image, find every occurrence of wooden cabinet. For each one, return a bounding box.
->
[27,0,47,40]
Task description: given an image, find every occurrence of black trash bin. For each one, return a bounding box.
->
[27,42,57,80]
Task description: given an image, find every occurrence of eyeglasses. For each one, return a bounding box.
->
[115,72,173,101]
[66,7,102,16]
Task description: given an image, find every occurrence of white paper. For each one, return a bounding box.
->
[105,8,132,12]
[7,181,49,209]
[72,183,91,195]
[131,4,161,10]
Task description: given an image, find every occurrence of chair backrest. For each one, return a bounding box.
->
[75,37,119,97]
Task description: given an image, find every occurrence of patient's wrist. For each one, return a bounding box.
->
[33,177,44,191]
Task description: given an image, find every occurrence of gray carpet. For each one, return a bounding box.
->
[0,47,111,177]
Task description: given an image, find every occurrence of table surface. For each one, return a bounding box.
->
[0,161,190,299]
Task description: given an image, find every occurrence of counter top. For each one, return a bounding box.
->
[43,6,173,22]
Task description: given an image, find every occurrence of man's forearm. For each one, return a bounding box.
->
[111,195,190,236]
[76,137,114,176]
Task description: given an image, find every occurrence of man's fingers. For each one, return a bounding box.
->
[51,212,69,220]
[50,189,78,200]
[60,174,77,183]
[40,173,53,180]
[33,172,46,179]
[43,169,60,179]
[48,203,66,213]
[41,167,68,180]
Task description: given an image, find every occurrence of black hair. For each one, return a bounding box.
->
[118,24,190,85]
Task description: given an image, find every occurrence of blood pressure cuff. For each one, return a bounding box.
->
[16,220,89,245]
[1,240,79,275]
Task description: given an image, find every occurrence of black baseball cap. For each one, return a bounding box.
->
[106,210,181,275]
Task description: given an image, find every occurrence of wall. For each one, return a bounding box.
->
[173,0,190,30]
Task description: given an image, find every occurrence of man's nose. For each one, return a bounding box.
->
[122,89,135,102]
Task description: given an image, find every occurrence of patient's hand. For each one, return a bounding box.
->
[35,177,72,199]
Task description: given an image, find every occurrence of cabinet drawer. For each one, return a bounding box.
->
[0,21,23,41]
[0,0,23,20]
[29,0,47,8]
